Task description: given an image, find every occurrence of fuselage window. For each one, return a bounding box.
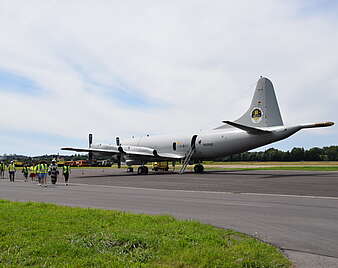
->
[173,142,177,151]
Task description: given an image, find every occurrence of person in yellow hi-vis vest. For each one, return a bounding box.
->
[0,161,5,179]
[29,165,36,182]
[63,164,71,186]
[8,161,16,182]
[41,161,48,187]
[22,164,29,182]
[36,162,42,185]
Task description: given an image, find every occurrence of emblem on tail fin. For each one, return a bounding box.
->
[251,108,263,123]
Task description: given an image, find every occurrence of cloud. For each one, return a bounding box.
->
[0,0,337,155]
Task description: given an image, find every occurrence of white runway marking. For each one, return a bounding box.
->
[69,182,338,200]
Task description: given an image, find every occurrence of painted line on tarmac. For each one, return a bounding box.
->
[4,180,338,200]
[68,182,338,200]
[240,192,338,200]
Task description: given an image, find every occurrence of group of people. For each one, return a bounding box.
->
[0,159,71,186]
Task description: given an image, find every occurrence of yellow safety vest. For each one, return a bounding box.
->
[37,164,47,173]
[8,164,15,172]
[63,166,70,174]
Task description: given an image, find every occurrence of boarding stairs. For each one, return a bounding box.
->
[179,147,195,174]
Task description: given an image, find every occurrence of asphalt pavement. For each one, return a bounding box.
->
[1,168,338,268]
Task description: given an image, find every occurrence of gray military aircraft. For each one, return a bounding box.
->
[62,77,334,174]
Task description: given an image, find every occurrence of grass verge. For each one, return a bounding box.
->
[203,166,338,171]
[0,200,290,267]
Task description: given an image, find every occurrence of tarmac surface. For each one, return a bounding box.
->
[1,168,338,268]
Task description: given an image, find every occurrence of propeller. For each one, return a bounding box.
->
[117,154,121,168]
[88,133,93,161]
[116,137,121,168]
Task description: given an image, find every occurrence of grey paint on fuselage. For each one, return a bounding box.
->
[114,126,299,161]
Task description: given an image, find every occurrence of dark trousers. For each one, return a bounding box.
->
[9,171,15,182]
[64,173,69,183]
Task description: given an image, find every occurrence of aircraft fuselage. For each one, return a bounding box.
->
[92,125,301,163]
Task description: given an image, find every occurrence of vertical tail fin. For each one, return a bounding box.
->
[235,77,283,127]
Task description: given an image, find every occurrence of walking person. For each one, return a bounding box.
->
[41,161,48,187]
[22,164,29,182]
[0,161,5,179]
[29,164,36,182]
[36,162,42,185]
[63,164,71,186]
[8,161,16,182]
[48,159,59,185]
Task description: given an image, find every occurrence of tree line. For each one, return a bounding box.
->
[2,146,338,162]
[220,146,338,162]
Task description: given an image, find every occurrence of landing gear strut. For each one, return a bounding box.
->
[194,164,204,173]
[137,166,148,175]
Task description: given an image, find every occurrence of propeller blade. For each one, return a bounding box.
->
[89,133,93,161]
[117,154,121,168]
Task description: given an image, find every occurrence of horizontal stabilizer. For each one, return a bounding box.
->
[222,121,272,135]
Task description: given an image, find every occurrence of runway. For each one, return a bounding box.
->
[1,169,338,267]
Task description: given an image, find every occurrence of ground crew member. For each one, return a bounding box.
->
[8,161,16,182]
[22,164,29,182]
[48,159,59,184]
[36,162,42,185]
[0,161,5,179]
[30,165,36,182]
[41,161,48,186]
[63,164,71,186]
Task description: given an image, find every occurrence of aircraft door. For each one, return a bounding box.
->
[191,135,198,149]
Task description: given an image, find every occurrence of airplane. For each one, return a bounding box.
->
[62,77,334,174]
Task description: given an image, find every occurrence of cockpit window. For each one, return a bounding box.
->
[173,142,177,151]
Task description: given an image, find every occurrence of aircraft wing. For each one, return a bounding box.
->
[222,121,272,134]
[61,147,120,154]
[61,146,184,160]
[156,152,185,159]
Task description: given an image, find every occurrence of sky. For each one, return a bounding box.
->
[0,0,337,156]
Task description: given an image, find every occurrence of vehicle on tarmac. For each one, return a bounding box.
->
[14,161,24,167]
[152,162,169,172]
[62,77,334,175]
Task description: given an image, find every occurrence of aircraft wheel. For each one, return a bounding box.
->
[194,164,204,173]
[137,166,148,175]
[137,167,143,175]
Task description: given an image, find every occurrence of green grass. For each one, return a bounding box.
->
[203,166,338,171]
[0,200,290,268]
[203,161,338,166]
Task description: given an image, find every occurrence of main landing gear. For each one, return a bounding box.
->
[194,164,204,173]
[137,166,148,175]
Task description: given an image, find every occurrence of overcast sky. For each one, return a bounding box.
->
[0,0,337,156]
